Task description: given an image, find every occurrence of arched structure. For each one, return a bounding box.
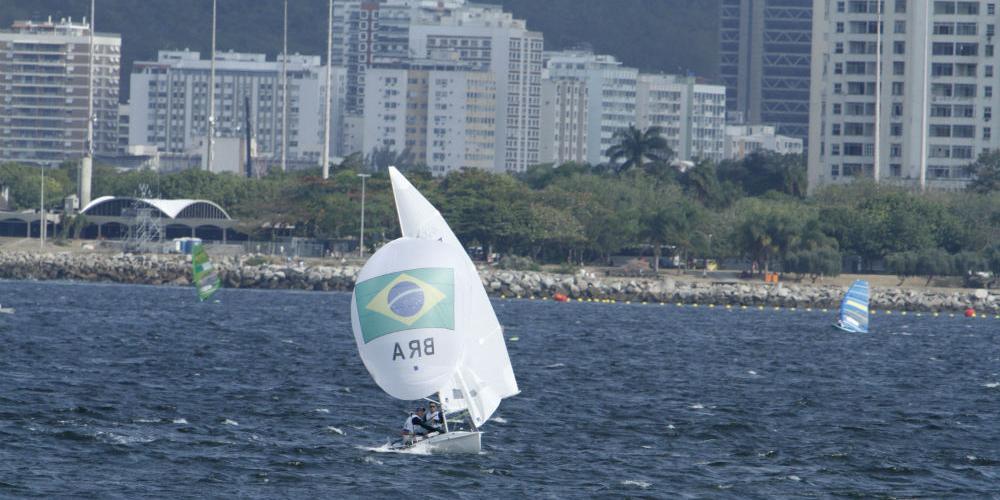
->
[79,196,239,242]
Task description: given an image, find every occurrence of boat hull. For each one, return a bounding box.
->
[392,431,482,454]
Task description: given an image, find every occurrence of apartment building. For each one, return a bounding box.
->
[809,0,999,191]
[362,59,496,174]
[544,51,637,165]
[0,18,121,166]
[128,50,343,164]
[637,74,727,162]
[540,77,588,165]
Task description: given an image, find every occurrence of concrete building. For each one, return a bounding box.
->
[128,50,343,166]
[637,74,727,162]
[0,18,121,166]
[720,0,812,142]
[725,124,804,160]
[407,4,544,172]
[808,0,997,191]
[544,51,637,165]
[540,77,588,165]
[363,58,496,175]
[334,0,466,116]
[335,0,542,172]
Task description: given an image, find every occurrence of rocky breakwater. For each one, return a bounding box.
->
[482,271,1000,314]
[0,252,996,313]
[0,252,361,292]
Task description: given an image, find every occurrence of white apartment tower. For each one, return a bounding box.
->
[809,0,1000,191]
[363,60,496,175]
[544,51,637,165]
[129,50,343,164]
[637,74,727,162]
[408,5,544,172]
[540,77,588,165]
[0,18,121,166]
[334,0,466,115]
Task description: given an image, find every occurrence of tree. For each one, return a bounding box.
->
[365,145,415,172]
[966,149,1000,194]
[784,247,842,282]
[606,125,672,174]
[885,252,917,285]
[915,248,953,286]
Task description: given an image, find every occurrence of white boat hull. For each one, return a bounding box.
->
[392,431,481,454]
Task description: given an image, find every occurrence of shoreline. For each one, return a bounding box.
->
[0,251,997,314]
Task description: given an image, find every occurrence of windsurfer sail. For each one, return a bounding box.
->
[192,243,221,302]
[834,280,870,333]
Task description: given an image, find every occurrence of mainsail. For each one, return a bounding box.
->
[387,167,518,427]
[349,167,518,429]
[191,243,221,302]
[836,280,870,333]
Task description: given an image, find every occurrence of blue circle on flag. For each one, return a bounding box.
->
[388,281,424,317]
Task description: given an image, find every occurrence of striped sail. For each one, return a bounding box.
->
[836,280,870,333]
[192,243,221,302]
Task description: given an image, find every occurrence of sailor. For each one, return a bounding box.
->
[401,407,439,443]
[427,402,443,426]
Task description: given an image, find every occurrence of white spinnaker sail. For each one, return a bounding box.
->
[389,167,519,427]
[351,237,468,400]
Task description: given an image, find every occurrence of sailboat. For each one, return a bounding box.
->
[350,167,518,454]
[192,243,221,302]
[833,279,870,333]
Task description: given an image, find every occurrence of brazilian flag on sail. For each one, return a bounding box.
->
[192,243,221,302]
[354,268,454,344]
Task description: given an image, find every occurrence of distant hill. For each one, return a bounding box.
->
[3,0,719,101]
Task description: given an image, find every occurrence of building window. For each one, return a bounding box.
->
[832,124,842,136]
[835,63,843,74]
[890,164,902,177]
[891,123,903,136]
[892,82,904,95]
[896,0,907,13]
[837,22,844,33]
[895,21,906,34]
[835,42,844,54]
[894,41,905,55]
[985,127,992,140]
[893,61,905,75]
[833,103,842,115]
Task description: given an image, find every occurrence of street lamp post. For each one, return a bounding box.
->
[703,233,713,277]
[358,173,371,258]
[39,167,46,249]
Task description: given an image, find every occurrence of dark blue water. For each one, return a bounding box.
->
[1,281,998,498]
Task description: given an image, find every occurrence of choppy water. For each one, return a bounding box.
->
[1,280,998,498]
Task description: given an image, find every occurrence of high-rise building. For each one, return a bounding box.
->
[808,0,996,191]
[720,0,812,142]
[540,77,588,165]
[0,18,121,166]
[409,6,543,172]
[362,58,496,175]
[128,50,343,165]
[637,74,727,163]
[338,0,542,172]
[334,0,466,116]
[544,51,637,165]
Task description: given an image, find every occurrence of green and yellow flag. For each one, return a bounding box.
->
[354,268,454,344]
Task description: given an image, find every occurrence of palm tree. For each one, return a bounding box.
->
[606,125,672,174]
[366,145,414,172]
